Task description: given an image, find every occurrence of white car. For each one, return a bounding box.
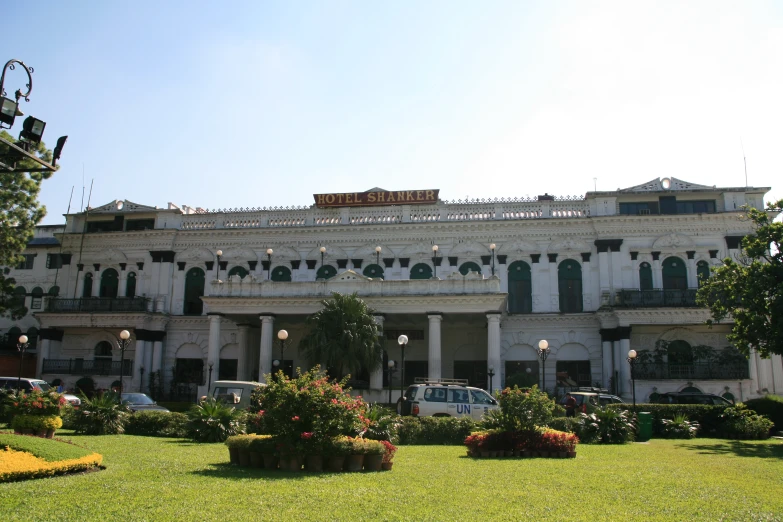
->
[398,378,499,420]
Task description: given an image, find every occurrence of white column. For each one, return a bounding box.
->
[549,258,559,312]
[601,339,612,389]
[758,355,774,393]
[132,338,146,392]
[428,313,443,381]
[652,257,662,289]
[749,348,760,394]
[120,272,128,297]
[207,314,222,390]
[369,315,385,390]
[618,338,631,398]
[92,270,101,297]
[151,340,164,373]
[237,324,250,381]
[36,338,51,379]
[686,258,698,288]
[258,315,275,382]
[771,354,783,395]
[142,341,152,391]
[598,250,611,294]
[486,313,501,392]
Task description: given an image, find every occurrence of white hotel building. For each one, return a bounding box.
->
[2,177,781,403]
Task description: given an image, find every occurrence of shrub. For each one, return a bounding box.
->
[547,416,580,433]
[323,436,354,456]
[380,440,397,463]
[539,428,579,452]
[397,416,476,445]
[576,408,635,444]
[743,396,783,434]
[363,403,400,442]
[71,392,130,435]
[607,403,727,436]
[659,413,699,439]
[483,386,556,432]
[249,434,277,454]
[719,404,774,440]
[0,447,103,483]
[10,414,62,431]
[124,411,188,438]
[225,434,267,451]
[185,398,245,443]
[6,390,65,417]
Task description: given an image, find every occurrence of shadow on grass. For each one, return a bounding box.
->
[675,440,783,459]
[191,462,366,480]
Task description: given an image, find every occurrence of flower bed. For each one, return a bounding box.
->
[464,428,579,458]
[0,434,103,483]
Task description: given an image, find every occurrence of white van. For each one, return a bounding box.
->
[210,380,264,409]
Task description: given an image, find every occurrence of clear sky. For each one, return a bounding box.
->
[3,1,782,224]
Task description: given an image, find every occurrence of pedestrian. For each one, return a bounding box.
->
[564,392,578,417]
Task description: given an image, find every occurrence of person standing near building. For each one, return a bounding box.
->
[564,393,578,418]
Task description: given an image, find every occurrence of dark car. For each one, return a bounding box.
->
[652,392,732,406]
[121,393,170,412]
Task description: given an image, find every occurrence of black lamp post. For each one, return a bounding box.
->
[0,59,34,130]
[320,246,326,267]
[375,245,382,266]
[115,330,132,404]
[398,335,408,401]
[207,362,214,394]
[266,248,273,280]
[215,249,223,282]
[273,329,288,376]
[16,334,29,393]
[537,339,550,393]
[431,245,439,278]
[139,367,145,392]
[386,360,396,404]
[487,365,495,394]
[490,243,496,276]
[627,349,638,409]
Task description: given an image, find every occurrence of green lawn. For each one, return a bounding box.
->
[1,434,782,521]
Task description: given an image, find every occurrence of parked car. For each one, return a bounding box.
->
[0,376,54,392]
[652,392,732,406]
[120,393,170,412]
[62,393,81,407]
[210,380,264,409]
[397,378,499,420]
[558,391,624,412]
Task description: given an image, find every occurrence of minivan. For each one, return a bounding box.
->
[210,380,264,409]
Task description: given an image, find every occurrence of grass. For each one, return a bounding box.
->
[0,433,94,462]
[1,434,782,521]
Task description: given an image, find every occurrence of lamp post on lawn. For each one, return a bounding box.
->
[386,360,396,404]
[266,248,273,280]
[627,349,638,409]
[207,362,214,395]
[487,365,495,394]
[16,334,29,392]
[139,367,145,392]
[273,329,288,376]
[537,340,550,393]
[115,330,132,404]
[398,335,408,401]
[215,249,223,282]
[431,245,439,278]
[375,245,382,266]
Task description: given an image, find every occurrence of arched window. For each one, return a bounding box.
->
[48,286,60,297]
[558,260,583,313]
[184,267,205,315]
[507,261,532,314]
[316,265,337,280]
[667,340,693,379]
[459,262,482,275]
[100,268,119,298]
[271,266,292,282]
[363,264,384,279]
[228,266,248,279]
[82,273,93,298]
[26,327,38,350]
[13,286,26,308]
[662,257,687,290]
[8,326,22,345]
[30,287,44,310]
[639,262,653,290]
[126,273,137,298]
[95,340,113,358]
[94,340,113,373]
[696,261,710,287]
[410,263,432,280]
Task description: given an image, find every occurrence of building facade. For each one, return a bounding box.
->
[2,176,781,403]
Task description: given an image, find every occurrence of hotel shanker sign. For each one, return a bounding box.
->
[313,189,439,208]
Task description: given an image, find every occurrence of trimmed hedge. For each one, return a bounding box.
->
[397,416,477,445]
[743,396,783,434]
[156,402,196,413]
[0,433,92,462]
[0,433,103,482]
[124,411,189,438]
[607,403,728,436]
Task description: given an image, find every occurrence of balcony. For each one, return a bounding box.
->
[45,297,150,313]
[42,358,133,376]
[616,289,700,308]
[634,362,749,380]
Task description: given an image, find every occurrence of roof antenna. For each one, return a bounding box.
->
[740,138,748,188]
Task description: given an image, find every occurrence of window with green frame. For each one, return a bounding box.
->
[30,287,44,310]
[316,265,337,280]
[363,264,384,279]
[228,266,249,279]
[184,267,205,315]
[639,262,653,290]
[662,257,687,290]
[410,263,432,280]
[271,266,292,282]
[558,259,583,313]
[459,262,482,275]
[507,261,532,313]
[696,261,710,287]
[100,268,119,298]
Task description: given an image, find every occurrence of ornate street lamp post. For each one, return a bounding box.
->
[273,329,288,376]
[537,340,550,393]
[215,249,223,282]
[115,330,132,403]
[266,248,273,280]
[16,334,29,392]
[627,349,638,409]
[207,362,214,395]
[431,245,439,278]
[320,246,326,267]
[375,245,382,266]
[398,335,408,401]
[487,365,495,394]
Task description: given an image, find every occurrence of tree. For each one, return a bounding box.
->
[298,292,383,379]
[0,129,55,319]
[696,200,783,357]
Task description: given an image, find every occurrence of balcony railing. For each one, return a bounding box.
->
[616,289,700,308]
[633,362,749,380]
[45,297,150,313]
[42,358,133,376]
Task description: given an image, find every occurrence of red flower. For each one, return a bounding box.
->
[301,432,313,439]
[292,415,300,421]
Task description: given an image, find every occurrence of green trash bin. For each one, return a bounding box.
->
[636,412,653,442]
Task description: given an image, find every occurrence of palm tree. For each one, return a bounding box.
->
[299,292,383,379]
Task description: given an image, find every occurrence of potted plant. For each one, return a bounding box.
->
[251,435,279,470]
[300,432,324,472]
[226,435,257,467]
[380,440,397,471]
[277,440,302,472]
[362,439,385,471]
[324,436,351,472]
[9,389,66,438]
[344,437,365,472]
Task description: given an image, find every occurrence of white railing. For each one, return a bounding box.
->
[181,200,590,230]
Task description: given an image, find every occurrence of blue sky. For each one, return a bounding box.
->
[3,1,782,224]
